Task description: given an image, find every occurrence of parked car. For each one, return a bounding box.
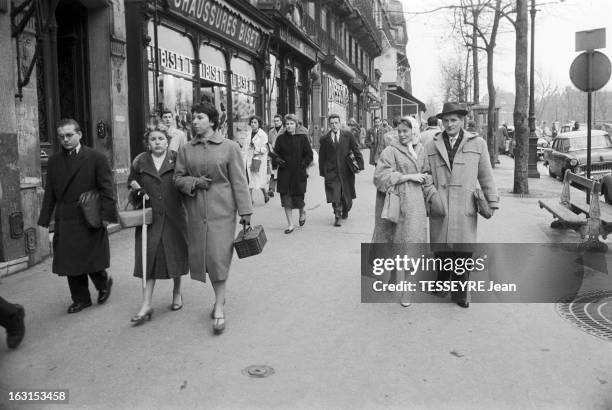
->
[543,130,612,180]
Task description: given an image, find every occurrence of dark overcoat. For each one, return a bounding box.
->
[318,130,364,204]
[273,130,313,195]
[128,151,188,279]
[38,146,117,276]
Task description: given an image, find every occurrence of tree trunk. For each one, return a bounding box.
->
[513,0,529,194]
[472,9,480,105]
[486,48,496,167]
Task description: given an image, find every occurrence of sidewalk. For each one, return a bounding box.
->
[0,152,609,409]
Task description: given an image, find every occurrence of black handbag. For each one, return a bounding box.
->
[78,190,102,228]
[346,151,360,174]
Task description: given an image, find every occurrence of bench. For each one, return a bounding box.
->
[538,170,612,252]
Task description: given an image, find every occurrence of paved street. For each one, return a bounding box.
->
[0,153,610,409]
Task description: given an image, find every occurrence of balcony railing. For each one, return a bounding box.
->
[348,0,381,47]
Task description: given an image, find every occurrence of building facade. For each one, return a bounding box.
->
[373,0,425,123]
[1,0,131,275]
[125,0,273,156]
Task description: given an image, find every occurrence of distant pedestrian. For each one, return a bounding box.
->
[0,297,25,349]
[246,115,270,204]
[365,116,385,166]
[423,102,499,308]
[573,121,580,131]
[381,118,393,135]
[267,114,285,197]
[273,113,313,234]
[161,109,188,152]
[174,102,253,334]
[127,125,188,326]
[38,118,117,314]
[319,114,364,226]
[347,117,362,147]
[420,116,440,147]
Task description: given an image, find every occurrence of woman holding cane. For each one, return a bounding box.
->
[128,124,188,325]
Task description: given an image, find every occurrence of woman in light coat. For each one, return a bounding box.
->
[246,115,269,204]
[372,118,441,306]
[174,102,253,334]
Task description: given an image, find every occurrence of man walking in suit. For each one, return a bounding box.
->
[365,116,385,166]
[423,102,499,308]
[319,114,364,226]
[38,119,117,314]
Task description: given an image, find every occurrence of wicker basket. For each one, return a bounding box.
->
[233,224,267,258]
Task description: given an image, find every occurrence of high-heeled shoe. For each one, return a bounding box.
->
[299,211,306,226]
[213,315,225,334]
[171,294,183,311]
[130,308,154,326]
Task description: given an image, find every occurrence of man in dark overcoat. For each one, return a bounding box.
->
[319,114,364,226]
[365,116,384,166]
[38,119,117,314]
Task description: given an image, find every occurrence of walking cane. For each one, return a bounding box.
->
[141,193,149,289]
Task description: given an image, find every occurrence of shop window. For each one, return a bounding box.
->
[231,58,257,150]
[147,23,195,120]
[199,44,228,137]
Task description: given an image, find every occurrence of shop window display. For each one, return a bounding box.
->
[231,58,257,153]
[199,44,229,137]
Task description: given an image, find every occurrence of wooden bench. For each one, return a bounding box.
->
[538,170,612,252]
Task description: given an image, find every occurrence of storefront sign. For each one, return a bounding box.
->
[279,27,317,62]
[199,61,255,94]
[151,46,194,77]
[327,77,349,106]
[200,62,225,84]
[170,0,266,52]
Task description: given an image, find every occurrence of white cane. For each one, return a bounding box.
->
[141,193,149,289]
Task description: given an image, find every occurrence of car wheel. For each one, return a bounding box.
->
[548,165,556,178]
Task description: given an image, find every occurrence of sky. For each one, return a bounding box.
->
[402,0,612,111]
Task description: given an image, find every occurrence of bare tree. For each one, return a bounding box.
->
[512,0,529,194]
[535,68,559,120]
[439,53,470,103]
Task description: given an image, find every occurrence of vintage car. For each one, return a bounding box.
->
[543,130,612,180]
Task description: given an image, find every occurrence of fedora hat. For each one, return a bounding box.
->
[436,102,468,119]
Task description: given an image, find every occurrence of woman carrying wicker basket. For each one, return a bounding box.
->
[174,102,253,335]
[127,124,189,326]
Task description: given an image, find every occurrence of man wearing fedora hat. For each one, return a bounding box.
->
[423,102,499,308]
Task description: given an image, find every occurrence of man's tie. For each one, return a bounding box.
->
[334,132,338,144]
[450,136,457,148]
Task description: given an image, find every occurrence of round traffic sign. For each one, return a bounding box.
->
[570,51,612,92]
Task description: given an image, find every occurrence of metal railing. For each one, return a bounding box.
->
[348,0,382,46]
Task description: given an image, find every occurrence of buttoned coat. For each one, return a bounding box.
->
[273,129,313,195]
[423,131,499,243]
[174,132,253,282]
[38,146,117,276]
[246,128,269,189]
[128,151,188,278]
[318,129,364,204]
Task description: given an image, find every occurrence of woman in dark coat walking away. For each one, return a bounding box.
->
[128,126,189,325]
[273,113,313,234]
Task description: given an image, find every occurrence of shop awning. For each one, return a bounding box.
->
[385,85,426,112]
[323,55,356,80]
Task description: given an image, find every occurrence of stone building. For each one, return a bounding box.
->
[373,0,426,123]
[0,0,131,275]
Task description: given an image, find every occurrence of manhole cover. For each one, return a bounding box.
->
[242,365,275,378]
[556,290,612,342]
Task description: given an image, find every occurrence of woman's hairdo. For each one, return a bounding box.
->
[143,117,169,149]
[284,113,298,124]
[398,118,413,129]
[249,115,263,128]
[191,102,219,130]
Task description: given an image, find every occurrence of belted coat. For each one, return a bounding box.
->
[38,146,117,276]
[422,131,499,243]
[174,132,253,282]
[127,151,188,279]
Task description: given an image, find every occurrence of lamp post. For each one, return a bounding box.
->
[528,0,540,178]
